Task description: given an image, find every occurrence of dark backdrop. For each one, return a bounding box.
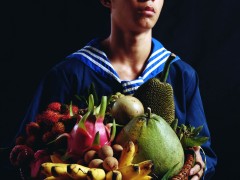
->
[1,0,240,179]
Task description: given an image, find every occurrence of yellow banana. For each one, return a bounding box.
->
[66,163,89,179]
[51,165,69,178]
[44,176,71,180]
[41,163,53,176]
[131,160,154,180]
[118,140,135,168]
[137,160,154,176]
[117,164,140,180]
[41,162,68,176]
[86,168,106,180]
[105,170,122,180]
[44,176,58,180]
[138,175,153,180]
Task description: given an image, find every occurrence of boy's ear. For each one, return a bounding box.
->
[100,0,111,8]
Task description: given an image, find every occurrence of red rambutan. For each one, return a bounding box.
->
[25,135,37,148]
[42,131,55,144]
[52,122,65,135]
[26,122,40,136]
[15,136,26,145]
[9,145,34,167]
[72,105,79,114]
[41,110,62,123]
[47,102,62,112]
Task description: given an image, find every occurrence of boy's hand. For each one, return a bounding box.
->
[190,146,205,180]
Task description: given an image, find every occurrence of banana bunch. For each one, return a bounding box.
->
[107,140,154,180]
[41,141,153,180]
[41,162,105,180]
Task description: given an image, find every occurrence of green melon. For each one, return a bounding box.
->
[115,111,184,178]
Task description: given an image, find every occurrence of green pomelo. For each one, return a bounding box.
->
[115,112,184,178]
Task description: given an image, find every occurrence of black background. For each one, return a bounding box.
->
[1,0,240,179]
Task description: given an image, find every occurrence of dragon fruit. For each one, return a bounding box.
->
[63,94,116,160]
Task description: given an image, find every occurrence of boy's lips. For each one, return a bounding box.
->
[139,6,155,16]
[144,6,155,13]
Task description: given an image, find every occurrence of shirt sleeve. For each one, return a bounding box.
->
[184,69,217,179]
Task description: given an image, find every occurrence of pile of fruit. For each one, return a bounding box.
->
[9,54,208,180]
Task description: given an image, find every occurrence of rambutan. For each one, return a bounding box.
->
[25,135,37,148]
[72,105,79,114]
[47,102,62,112]
[9,145,34,167]
[35,114,43,124]
[41,110,62,123]
[52,122,65,135]
[62,104,79,115]
[60,114,72,121]
[26,122,40,136]
[15,136,26,145]
[42,131,55,144]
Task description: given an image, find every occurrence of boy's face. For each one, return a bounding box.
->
[110,0,164,33]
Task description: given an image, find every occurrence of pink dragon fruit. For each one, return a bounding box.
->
[60,94,116,160]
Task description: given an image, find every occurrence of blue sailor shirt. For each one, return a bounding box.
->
[17,37,217,179]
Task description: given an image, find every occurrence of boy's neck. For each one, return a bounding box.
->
[101,31,152,80]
